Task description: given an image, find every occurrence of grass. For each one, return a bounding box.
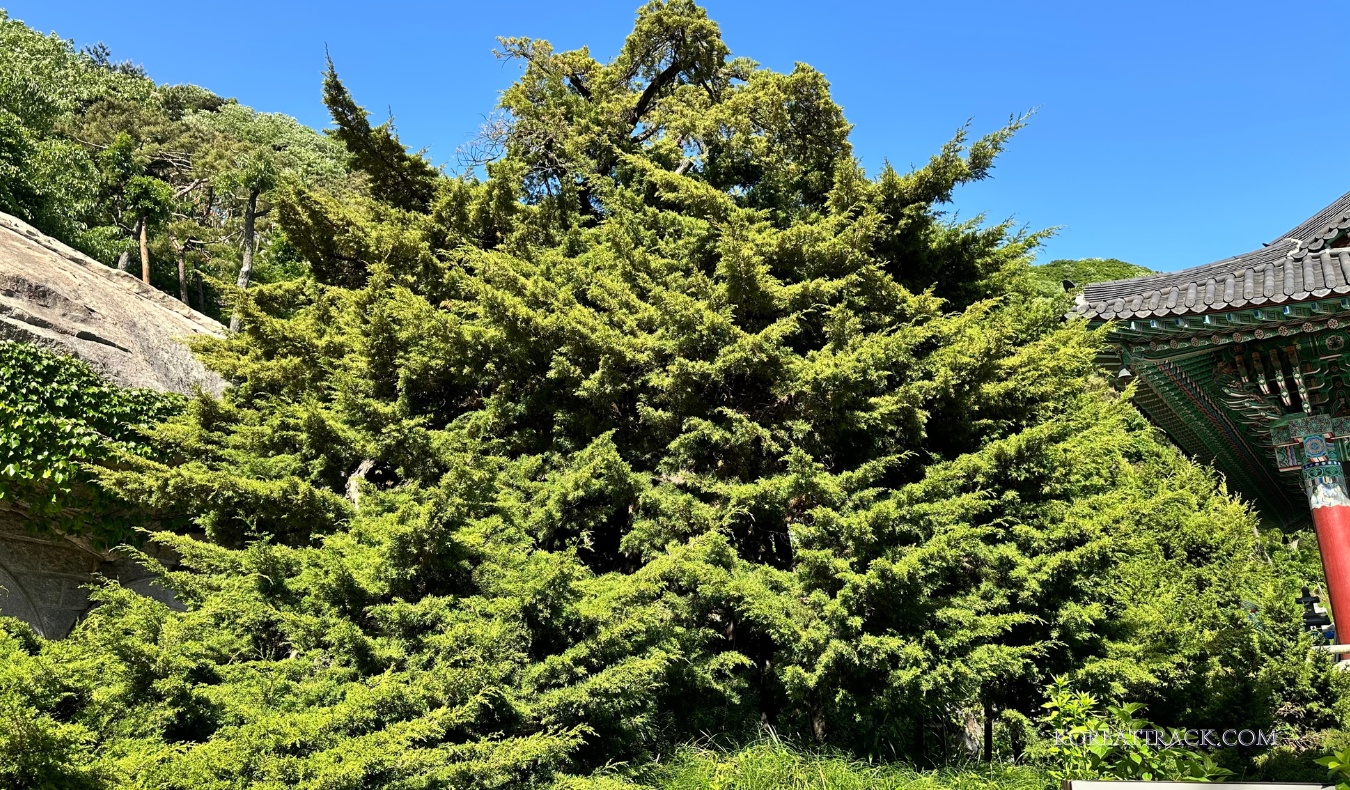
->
[628,740,1054,790]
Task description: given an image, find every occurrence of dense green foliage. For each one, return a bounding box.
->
[1027,258,1153,298]
[0,3,1345,788]
[0,342,181,542]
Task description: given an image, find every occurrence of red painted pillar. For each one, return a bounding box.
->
[1301,433,1350,631]
[1312,508,1350,631]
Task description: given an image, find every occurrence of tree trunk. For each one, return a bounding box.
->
[138,214,150,284]
[983,700,994,762]
[345,459,377,509]
[173,238,189,304]
[811,705,826,744]
[195,270,206,311]
[229,188,259,332]
[117,217,142,271]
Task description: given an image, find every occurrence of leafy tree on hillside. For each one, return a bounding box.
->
[0,12,150,242]
[187,102,347,328]
[122,174,174,283]
[1028,257,1153,298]
[0,12,348,317]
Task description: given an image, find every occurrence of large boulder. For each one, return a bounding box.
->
[0,210,223,636]
[0,211,225,395]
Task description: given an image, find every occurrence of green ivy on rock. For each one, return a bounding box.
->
[0,341,182,543]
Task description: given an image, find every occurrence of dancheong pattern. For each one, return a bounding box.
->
[1083,189,1350,528]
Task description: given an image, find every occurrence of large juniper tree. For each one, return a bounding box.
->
[1,2,1340,787]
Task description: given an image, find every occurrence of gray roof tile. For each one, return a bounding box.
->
[1266,190,1350,245]
[1077,189,1350,320]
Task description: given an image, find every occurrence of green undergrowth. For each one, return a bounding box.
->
[640,742,1051,790]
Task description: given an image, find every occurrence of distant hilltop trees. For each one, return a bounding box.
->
[1030,257,1154,297]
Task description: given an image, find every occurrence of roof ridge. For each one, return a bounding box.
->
[1077,191,1350,322]
[1265,188,1350,246]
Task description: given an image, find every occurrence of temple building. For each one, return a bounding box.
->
[1074,190,1350,629]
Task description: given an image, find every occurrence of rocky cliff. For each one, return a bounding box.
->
[0,212,225,395]
[0,210,224,636]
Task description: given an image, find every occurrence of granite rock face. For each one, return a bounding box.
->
[0,211,226,395]
[0,210,220,636]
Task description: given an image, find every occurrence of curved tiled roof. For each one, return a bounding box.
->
[1075,189,1350,321]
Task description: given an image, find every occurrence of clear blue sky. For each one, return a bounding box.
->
[5,1,1347,272]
